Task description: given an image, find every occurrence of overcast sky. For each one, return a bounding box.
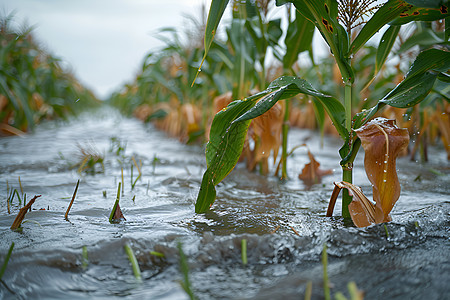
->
[1,0,212,99]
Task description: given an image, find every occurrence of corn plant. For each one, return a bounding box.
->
[194,0,450,224]
[0,13,99,134]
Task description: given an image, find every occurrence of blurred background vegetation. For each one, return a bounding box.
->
[0,12,100,136]
[108,1,449,165]
[1,1,448,164]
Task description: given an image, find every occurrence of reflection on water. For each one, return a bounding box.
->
[0,108,449,299]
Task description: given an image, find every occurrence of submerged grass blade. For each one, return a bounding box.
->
[82,246,89,270]
[0,242,14,280]
[65,179,80,221]
[241,239,247,266]
[178,241,196,300]
[304,281,313,300]
[322,243,330,300]
[124,243,142,281]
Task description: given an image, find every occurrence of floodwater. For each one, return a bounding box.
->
[0,108,449,299]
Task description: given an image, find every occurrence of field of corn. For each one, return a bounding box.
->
[1,1,449,299]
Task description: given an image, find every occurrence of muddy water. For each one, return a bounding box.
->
[0,108,449,299]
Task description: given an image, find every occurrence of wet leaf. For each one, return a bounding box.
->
[354,48,450,129]
[376,25,401,75]
[196,94,265,213]
[194,0,229,84]
[355,118,410,223]
[250,101,285,164]
[334,181,386,230]
[298,146,332,185]
[350,0,410,56]
[234,76,348,141]
[283,10,315,69]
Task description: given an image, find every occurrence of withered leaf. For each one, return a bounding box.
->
[354,118,409,223]
[112,203,126,222]
[11,195,41,230]
[299,147,333,184]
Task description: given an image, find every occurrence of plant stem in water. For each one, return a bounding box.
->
[124,243,142,281]
[0,242,14,280]
[109,182,121,223]
[342,81,353,219]
[82,246,88,270]
[281,99,290,180]
[322,243,330,300]
[65,179,80,221]
[241,239,247,266]
[178,241,196,300]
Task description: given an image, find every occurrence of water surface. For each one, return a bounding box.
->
[1,108,449,299]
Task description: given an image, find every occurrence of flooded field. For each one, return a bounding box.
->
[1,108,449,299]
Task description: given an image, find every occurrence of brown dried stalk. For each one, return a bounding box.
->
[65,179,80,221]
[11,195,41,230]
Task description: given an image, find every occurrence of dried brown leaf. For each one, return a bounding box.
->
[112,203,126,221]
[11,195,41,230]
[354,117,409,222]
[299,148,333,184]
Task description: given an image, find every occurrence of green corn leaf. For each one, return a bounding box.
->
[389,5,450,25]
[234,76,348,141]
[193,0,229,85]
[283,10,315,69]
[354,48,450,128]
[195,75,349,212]
[446,16,450,41]
[196,93,267,213]
[396,29,444,54]
[350,0,410,56]
[376,26,401,74]
[282,0,354,83]
[311,97,326,140]
[404,0,447,8]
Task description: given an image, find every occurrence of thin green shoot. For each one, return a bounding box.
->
[322,244,330,300]
[178,241,195,300]
[150,251,165,258]
[82,246,89,270]
[132,156,142,176]
[241,239,247,266]
[22,219,42,227]
[334,281,363,300]
[18,176,23,196]
[103,190,107,198]
[384,224,389,238]
[13,189,22,206]
[109,182,121,223]
[415,221,419,229]
[124,242,142,281]
[7,190,10,214]
[132,195,136,203]
[65,179,80,221]
[304,281,312,300]
[0,242,14,280]
[131,164,133,189]
[131,162,141,190]
[121,168,124,196]
[152,155,159,174]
